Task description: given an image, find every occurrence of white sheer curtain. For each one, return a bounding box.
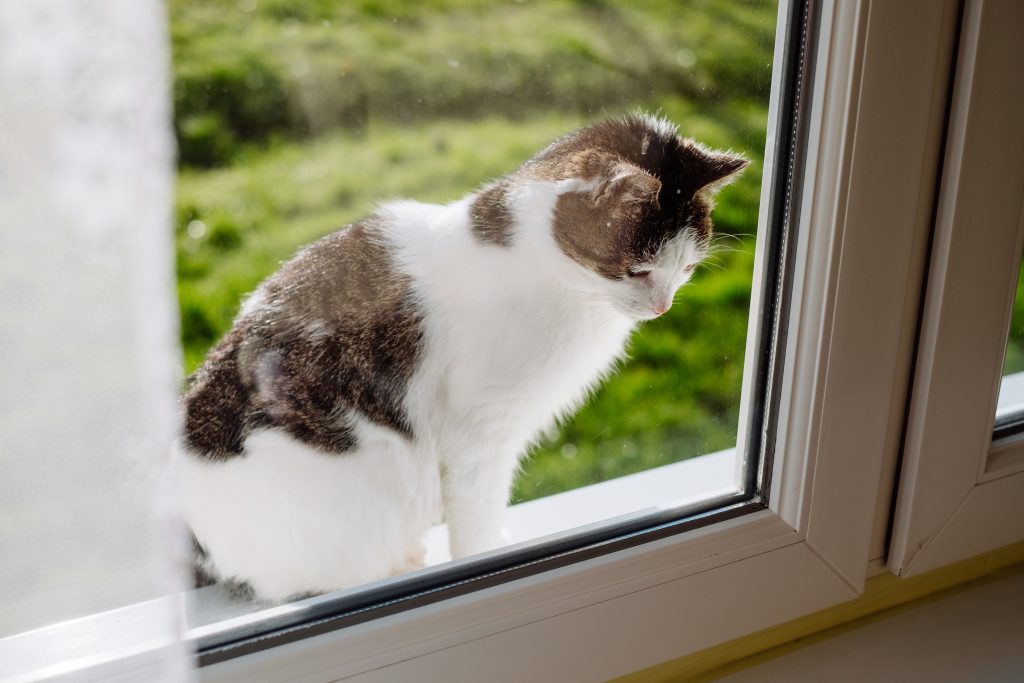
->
[0,1,192,680]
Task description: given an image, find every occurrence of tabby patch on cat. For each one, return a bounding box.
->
[179,113,748,601]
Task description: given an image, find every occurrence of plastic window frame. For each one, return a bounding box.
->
[889,0,1024,578]
[198,0,963,680]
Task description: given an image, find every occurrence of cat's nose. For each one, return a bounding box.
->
[652,301,672,316]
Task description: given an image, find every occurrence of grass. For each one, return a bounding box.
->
[171,0,777,502]
[169,0,775,166]
[1003,263,1024,376]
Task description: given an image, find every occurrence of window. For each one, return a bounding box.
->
[191,0,961,676]
[176,0,793,660]
[996,251,1024,426]
[10,0,1020,681]
[889,0,1024,578]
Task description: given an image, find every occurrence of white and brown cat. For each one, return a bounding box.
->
[180,113,748,601]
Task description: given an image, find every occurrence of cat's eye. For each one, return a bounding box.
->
[627,268,652,279]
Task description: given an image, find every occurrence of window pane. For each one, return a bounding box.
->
[995,250,1024,424]
[172,0,789,655]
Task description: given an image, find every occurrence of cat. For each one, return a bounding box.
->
[179,113,748,602]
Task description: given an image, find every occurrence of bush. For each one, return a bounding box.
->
[173,55,290,166]
[176,113,235,168]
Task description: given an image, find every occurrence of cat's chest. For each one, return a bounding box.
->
[421,292,634,434]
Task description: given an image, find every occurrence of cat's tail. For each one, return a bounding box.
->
[189,531,218,588]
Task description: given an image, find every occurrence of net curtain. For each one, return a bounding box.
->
[0,0,192,679]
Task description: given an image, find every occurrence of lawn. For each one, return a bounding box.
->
[170,0,778,502]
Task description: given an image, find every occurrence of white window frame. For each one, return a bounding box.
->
[888,0,1024,577]
[198,1,963,680]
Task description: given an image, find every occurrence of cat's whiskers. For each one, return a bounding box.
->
[709,232,752,245]
[699,258,728,273]
[702,234,753,268]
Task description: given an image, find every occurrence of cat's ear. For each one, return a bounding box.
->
[592,163,662,207]
[684,140,750,194]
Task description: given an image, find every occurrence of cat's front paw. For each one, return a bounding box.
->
[450,527,510,560]
[397,541,427,574]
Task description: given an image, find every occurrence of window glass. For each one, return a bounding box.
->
[995,250,1024,424]
[172,0,784,652]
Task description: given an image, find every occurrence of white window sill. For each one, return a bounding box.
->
[0,596,184,683]
[425,449,736,565]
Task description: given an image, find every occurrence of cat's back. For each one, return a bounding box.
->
[254,215,413,325]
[182,214,428,459]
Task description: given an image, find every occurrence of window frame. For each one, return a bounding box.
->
[888,0,1024,578]
[198,0,962,680]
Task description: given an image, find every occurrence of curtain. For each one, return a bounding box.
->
[0,0,192,679]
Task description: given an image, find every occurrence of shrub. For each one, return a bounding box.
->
[173,55,290,166]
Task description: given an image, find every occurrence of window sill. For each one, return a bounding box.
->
[0,596,185,682]
[186,448,736,646]
[427,448,736,565]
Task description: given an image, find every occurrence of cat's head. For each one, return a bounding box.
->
[528,113,748,320]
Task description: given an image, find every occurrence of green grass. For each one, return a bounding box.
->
[171,0,777,501]
[1002,258,1024,376]
[169,0,776,166]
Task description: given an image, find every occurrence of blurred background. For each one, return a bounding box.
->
[170,0,777,502]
